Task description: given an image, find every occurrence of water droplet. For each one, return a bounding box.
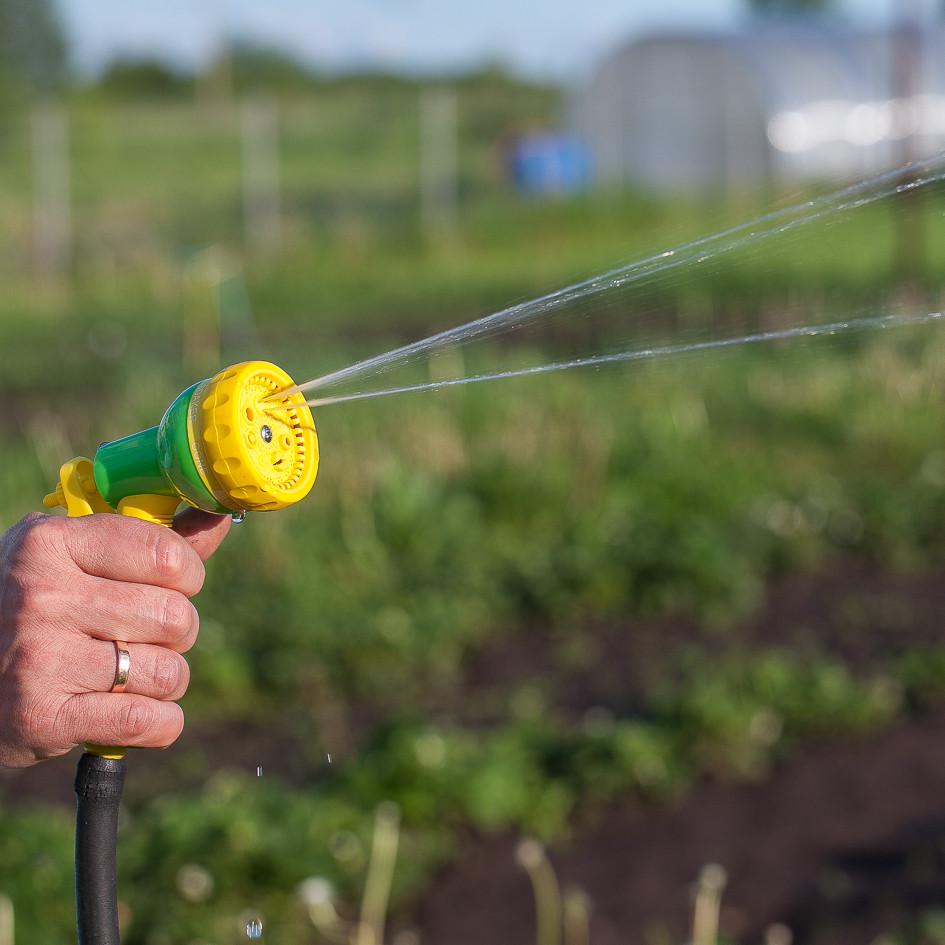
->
[245,917,263,939]
[231,511,246,524]
[326,752,332,765]
[256,765,263,778]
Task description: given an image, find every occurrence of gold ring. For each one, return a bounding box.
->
[111,641,131,694]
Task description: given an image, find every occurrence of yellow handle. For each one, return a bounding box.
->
[115,494,181,527]
[46,460,181,759]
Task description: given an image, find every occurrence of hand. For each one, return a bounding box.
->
[0,508,230,767]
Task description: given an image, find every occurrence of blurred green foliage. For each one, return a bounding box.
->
[4,332,945,942]
[2,74,945,943]
[96,59,196,101]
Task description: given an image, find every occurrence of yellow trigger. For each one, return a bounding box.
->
[44,458,112,518]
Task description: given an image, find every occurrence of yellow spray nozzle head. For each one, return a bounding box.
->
[190,361,319,512]
[71,360,318,518]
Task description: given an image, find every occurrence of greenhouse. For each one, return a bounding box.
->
[574,23,945,192]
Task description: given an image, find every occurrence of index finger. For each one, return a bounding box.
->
[172,508,231,562]
[61,514,206,597]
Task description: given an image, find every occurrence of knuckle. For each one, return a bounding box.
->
[15,635,58,676]
[160,594,196,646]
[153,653,185,699]
[7,513,45,549]
[120,699,158,740]
[149,531,185,583]
[0,568,27,623]
[17,582,60,622]
[9,700,38,740]
[18,516,64,559]
[13,695,59,744]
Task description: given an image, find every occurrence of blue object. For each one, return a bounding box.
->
[510,134,593,196]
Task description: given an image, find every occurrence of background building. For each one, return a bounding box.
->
[574,23,945,192]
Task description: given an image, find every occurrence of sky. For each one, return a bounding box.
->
[56,0,908,81]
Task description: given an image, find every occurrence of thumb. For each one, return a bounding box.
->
[173,508,232,562]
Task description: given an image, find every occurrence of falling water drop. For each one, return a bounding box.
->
[245,917,263,940]
[256,765,263,778]
[326,752,332,765]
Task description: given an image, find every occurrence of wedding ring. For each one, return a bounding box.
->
[111,641,131,694]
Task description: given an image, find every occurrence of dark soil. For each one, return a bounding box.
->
[448,558,945,727]
[417,708,945,945]
[415,561,945,945]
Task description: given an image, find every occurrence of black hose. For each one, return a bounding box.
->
[75,752,127,945]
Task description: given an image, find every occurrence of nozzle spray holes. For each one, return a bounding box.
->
[245,407,273,444]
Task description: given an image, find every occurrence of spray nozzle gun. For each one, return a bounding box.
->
[42,360,318,945]
[45,359,319,524]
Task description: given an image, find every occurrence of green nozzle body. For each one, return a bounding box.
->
[93,383,229,514]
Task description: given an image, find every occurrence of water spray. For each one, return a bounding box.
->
[277,153,945,409]
[44,360,318,945]
[299,311,945,408]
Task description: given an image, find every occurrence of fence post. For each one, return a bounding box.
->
[181,248,223,377]
[241,97,283,257]
[0,893,13,945]
[420,87,459,240]
[31,103,71,278]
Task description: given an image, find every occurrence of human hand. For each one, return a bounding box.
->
[0,508,230,767]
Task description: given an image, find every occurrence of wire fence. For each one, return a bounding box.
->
[0,89,512,285]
